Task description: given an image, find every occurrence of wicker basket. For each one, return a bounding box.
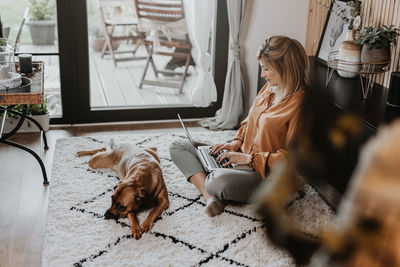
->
[360,45,391,72]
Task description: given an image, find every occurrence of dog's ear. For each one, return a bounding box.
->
[144,147,160,163]
[134,187,147,203]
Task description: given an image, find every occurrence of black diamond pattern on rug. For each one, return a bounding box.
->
[68,135,267,267]
[44,133,331,267]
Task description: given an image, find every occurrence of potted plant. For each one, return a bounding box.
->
[1,98,50,133]
[26,0,56,45]
[89,24,106,52]
[355,24,400,69]
[88,23,119,52]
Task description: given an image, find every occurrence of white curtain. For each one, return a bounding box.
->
[200,0,246,130]
[184,0,217,107]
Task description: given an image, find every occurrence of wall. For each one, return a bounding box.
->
[240,0,310,114]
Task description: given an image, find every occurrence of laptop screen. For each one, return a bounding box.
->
[177,113,195,146]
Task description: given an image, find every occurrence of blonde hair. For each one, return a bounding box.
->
[256,35,309,99]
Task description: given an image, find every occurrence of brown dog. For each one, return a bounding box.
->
[76,143,169,239]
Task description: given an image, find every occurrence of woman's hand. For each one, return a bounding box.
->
[216,151,251,167]
[210,140,242,155]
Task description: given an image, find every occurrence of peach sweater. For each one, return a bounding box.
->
[234,84,305,178]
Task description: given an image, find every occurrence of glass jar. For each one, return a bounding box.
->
[0,39,16,80]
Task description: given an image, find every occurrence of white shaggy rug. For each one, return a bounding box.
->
[42,131,334,267]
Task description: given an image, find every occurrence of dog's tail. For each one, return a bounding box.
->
[109,139,117,150]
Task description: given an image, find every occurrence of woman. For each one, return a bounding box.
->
[169,36,309,217]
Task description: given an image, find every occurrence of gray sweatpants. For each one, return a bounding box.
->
[169,139,263,203]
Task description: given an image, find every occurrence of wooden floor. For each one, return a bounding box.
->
[0,121,203,267]
[90,45,193,108]
[21,44,194,118]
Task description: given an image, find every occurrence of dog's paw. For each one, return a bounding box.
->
[131,226,142,239]
[141,219,153,233]
[76,147,107,157]
[75,151,87,157]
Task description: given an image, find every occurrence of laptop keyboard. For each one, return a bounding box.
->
[206,148,233,169]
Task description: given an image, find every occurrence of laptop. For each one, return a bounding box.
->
[177,113,253,172]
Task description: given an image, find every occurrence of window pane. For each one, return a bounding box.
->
[86,0,217,110]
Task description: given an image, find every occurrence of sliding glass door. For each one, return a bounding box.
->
[54,0,228,124]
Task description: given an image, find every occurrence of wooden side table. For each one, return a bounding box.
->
[0,61,49,186]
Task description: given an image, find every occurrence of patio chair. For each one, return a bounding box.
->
[99,0,146,67]
[133,0,192,94]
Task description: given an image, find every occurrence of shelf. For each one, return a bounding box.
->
[326,51,391,99]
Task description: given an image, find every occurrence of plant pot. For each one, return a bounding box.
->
[89,37,120,52]
[360,45,391,72]
[26,20,56,45]
[90,38,106,52]
[0,113,50,133]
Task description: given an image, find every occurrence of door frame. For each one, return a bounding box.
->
[53,0,229,124]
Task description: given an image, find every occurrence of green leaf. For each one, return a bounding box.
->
[356,24,400,48]
[29,0,55,21]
